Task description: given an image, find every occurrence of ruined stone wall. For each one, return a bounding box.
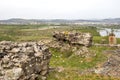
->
[0,41,51,80]
[53,31,92,47]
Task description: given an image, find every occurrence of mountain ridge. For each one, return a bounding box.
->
[0,18,120,24]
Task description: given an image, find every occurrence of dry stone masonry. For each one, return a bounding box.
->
[53,31,92,47]
[0,41,51,80]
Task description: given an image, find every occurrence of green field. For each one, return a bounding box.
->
[0,24,119,80]
[0,24,120,43]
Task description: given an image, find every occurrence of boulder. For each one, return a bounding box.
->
[53,31,92,47]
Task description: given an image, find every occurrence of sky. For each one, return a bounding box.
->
[0,0,120,20]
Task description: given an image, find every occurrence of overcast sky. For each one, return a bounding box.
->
[0,0,120,20]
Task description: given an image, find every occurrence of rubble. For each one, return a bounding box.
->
[74,47,93,58]
[94,50,120,77]
[48,31,94,58]
[53,31,93,47]
[0,41,51,80]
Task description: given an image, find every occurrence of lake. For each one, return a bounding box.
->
[98,28,120,38]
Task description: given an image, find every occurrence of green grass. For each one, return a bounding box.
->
[0,24,119,44]
[49,46,114,69]
[0,24,53,41]
[72,26,100,36]
[47,46,117,80]
[47,70,119,80]
[0,25,73,41]
[117,38,120,43]
[0,25,98,41]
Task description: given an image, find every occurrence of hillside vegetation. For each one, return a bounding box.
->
[0,24,120,80]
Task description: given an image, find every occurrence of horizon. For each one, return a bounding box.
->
[0,0,120,20]
[1,17,120,21]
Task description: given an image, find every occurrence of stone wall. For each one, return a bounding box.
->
[94,50,120,77]
[53,31,92,47]
[0,41,51,80]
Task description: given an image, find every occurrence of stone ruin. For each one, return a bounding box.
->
[94,50,120,77]
[46,31,94,58]
[53,31,92,47]
[0,41,51,80]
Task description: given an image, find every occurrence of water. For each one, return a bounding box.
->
[98,28,120,38]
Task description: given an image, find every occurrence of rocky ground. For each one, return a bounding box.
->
[93,50,120,77]
[48,31,120,79]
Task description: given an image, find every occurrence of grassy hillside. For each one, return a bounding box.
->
[0,25,99,41]
[0,24,120,80]
[47,46,119,80]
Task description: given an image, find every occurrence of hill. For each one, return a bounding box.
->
[0,18,120,25]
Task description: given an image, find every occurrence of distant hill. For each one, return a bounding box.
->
[0,18,120,25]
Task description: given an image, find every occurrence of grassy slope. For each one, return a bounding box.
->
[47,46,119,80]
[0,25,120,43]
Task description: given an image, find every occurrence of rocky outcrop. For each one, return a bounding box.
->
[94,50,120,77]
[53,31,92,47]
[0,41,51,80]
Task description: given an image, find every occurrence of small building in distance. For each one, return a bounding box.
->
[109,32,117,45]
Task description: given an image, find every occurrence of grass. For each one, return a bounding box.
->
[0,24,119,44]
[117,38,120,43]
[47,70,120,80]
[0,24,54,41]
[49,46,114,69]
[0,25,98,41]
[47,46,118,80]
